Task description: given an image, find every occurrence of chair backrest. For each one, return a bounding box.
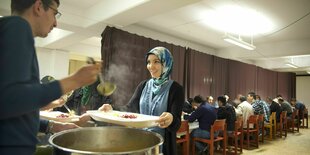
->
[176,120,189,143]
[177,120,189,133]
[258,114,264,129]
[281,111,287,123]
[270,112,276,123]
[292,109,299,119]
[247,115,259,129]
[235,116,243,132]
[212,119,226,132]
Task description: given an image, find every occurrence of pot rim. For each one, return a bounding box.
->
[49,126,164,154]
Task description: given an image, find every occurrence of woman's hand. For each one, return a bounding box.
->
[98,104,113,112]
[156,112,173,128]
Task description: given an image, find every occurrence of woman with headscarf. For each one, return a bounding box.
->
[99,47,184,155]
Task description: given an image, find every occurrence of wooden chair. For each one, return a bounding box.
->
[227,116,243,155]
[243,115,259,149]
[258,114,264,143]
[264,112,276,140]
[301,108,308,128]
[176,120,190,155]
[191,119,227,155]
[288,109,299,133]
[277,111,287,138]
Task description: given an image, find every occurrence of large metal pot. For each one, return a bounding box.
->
[49,127,163,155]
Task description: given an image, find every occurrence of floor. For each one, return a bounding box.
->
[242,122,310,155]
[179,118,309,155]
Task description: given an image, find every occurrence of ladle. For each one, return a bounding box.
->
[86,57,116,96]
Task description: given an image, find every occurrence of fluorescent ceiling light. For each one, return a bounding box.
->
[223,34,256,50]
[285,63,298,68]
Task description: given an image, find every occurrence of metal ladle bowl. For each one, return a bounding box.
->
[96,81,117,96]
[87,57,117,96]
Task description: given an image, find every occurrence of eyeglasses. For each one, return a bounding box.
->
[48,6,62,19]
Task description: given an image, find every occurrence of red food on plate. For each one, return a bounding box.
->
[56,113,69,118]
[120,114,137,119]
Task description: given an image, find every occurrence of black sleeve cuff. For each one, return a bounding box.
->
[39,119,49,133]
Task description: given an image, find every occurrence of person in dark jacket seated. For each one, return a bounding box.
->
[183,97,194,114]
[188,95,217,154]
[217,95,236,134]
[270,98,282,122]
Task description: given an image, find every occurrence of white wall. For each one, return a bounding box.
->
[36,47,70,80]
[296,76,310,108]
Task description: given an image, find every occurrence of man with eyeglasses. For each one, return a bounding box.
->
[0,0,101,154]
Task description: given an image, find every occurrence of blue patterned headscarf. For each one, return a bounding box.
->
[146,47,173,95]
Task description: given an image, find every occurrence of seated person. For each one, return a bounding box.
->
[270,98,282,122]
[188,95,217,154]
[55,79,112,115]
[182,97,194,114]
[235,96,254,128]
[40,76,110,126]
[256,95,270,122]
[291,98,306,124]
[217,95,236,134]
[53,79,112,127]
[278,97,293,117]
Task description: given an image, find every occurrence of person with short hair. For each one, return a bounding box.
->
[291,98,306,124]
[235,95,254,128]
[0,1,100,154]
[188,95,217,154]
[278,97,293,117]
[217,95,236,133]
[270,98,282,122]
[256,95,270,122]
[182,97,194,114]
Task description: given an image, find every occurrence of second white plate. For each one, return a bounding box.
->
[87,110,159,128]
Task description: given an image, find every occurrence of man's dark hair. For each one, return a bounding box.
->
[217,95,227,106]
[11,0,60,15]
[276,94,282,98]
[240,96,246,102]
[193,95,205,104]
[248,91,256,100]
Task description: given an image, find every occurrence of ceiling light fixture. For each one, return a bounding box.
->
[285,62,298,68]
[223,33,256,50]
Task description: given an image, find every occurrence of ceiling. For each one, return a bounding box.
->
[1,0,310,75]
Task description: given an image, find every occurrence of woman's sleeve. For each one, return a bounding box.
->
[166,82,184,132]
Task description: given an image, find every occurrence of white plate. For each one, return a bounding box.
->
[87,110,159,128]
[40,111,79,123]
